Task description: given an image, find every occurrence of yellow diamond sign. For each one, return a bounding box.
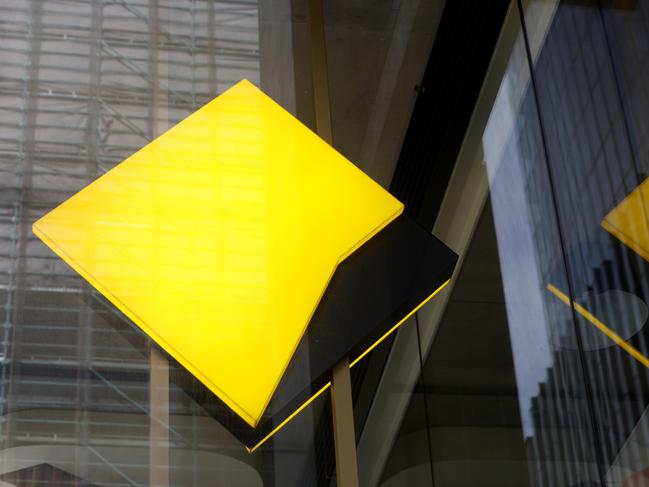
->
[32,79,403,427]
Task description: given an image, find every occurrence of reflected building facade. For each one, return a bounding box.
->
[4,0,649,486]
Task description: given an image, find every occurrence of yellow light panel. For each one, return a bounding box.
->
[33,79,403,427]
[602,177,649,262]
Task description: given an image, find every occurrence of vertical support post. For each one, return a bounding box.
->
[149,347,169,487]
[307,1,359,484]
[148,2,169,485]
[306,0,333,143]
[331,358,360,487]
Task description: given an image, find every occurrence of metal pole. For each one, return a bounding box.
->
[306,0,334,143]
[331,358,360,487]
[306,0,359,485]
[149,347,170,487]
[148,2,170,484]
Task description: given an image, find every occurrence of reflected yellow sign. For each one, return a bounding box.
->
[602,177,649,262]
[33,80,403,427]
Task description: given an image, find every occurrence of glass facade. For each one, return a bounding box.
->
[370,1,649,486]
[4,0,649,486]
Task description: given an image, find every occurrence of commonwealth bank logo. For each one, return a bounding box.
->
[33,80,456,451]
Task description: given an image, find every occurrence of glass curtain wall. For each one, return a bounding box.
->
[362,0,649,486]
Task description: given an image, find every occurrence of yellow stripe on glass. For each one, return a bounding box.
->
[546,284,649,368]
[33,79,403,427]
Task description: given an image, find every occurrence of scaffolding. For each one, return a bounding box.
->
[0,0,260,483]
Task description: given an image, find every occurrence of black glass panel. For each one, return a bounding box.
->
[86,214,457,449]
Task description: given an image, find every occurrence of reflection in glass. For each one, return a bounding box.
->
[363,1,649,485]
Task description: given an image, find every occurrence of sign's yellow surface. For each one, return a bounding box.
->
[32,80,403,427]
[602,177,649,262]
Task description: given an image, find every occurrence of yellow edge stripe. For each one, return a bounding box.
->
[349,279,450,368]
[246,381,332,454]
[546,283,649,369]
[246,278,451,453]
